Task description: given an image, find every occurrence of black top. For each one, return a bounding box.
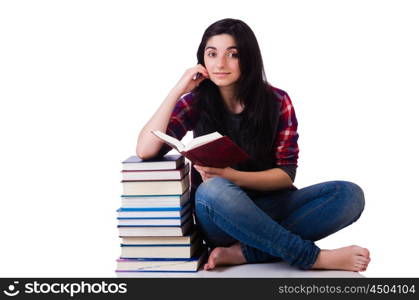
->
[223,111,296,182]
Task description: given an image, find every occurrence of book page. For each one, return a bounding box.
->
[185,132,223,151]
[151,130,184,152]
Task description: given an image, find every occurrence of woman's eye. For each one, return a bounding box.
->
[207,52,238,58]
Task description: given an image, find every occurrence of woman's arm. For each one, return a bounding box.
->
[194,166,294,191]
[136,89,182,159]
[136,65,209,159]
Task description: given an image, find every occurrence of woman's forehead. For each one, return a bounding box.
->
[205,34,237,50]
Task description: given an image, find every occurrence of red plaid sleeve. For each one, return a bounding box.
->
[166,92,197,139]
[158,92,198,156]
[273,88,299,166]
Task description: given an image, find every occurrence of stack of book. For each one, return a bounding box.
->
[116,154,207,274]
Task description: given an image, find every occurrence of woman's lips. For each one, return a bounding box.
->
[213,72,231,77]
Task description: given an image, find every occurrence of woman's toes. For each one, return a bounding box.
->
[360,247,370,258]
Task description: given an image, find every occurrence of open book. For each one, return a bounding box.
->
[151,130,250,168]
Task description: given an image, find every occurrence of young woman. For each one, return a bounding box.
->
[136,18,371,272]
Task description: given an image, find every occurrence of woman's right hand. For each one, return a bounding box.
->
[172,64,209,96]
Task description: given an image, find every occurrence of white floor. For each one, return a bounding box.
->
[117,261,364,278]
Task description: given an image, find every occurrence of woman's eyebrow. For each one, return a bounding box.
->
[205,46,238,51]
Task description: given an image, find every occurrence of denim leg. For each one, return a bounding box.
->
[240,180,365,265]
[194,177,320,270]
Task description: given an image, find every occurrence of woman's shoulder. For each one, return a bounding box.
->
[268,85,294,111]
[178,91,196,104]
[173,92,197,113]
[171,92,199,123]
[269,85,291,102]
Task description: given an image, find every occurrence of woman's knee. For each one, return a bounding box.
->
[335,180,365,220]
[196,177,231,202]
[195,177,238,213]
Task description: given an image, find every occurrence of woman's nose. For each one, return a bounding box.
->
[216,56,226,68]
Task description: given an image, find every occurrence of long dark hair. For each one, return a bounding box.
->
[193,18,279,170]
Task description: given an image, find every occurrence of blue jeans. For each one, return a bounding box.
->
[194,177,365,270]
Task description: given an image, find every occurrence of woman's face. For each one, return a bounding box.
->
[204,34,241,88]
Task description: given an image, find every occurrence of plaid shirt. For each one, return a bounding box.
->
[158,86,299,192]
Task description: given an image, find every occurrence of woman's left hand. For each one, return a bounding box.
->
[193,165,235,182]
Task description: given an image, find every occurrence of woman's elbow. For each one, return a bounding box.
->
[136,142,165,160]
[136,148,154,160]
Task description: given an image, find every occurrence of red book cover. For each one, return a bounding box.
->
[181,136,250,168]
[152,131,250,168]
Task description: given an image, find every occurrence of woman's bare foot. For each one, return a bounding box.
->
[204,243,246,271]
[312,245,371,272]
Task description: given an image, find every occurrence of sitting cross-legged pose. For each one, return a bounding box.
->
[136,18,371,272]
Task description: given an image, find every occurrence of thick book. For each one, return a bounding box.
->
[122,154,184,171]
[122,163,190,181]
[152,130,250,168]
[116,247,207,272]
[121,190,190,208]
[120,237,202,259]
[117,201,192,218]
[120,228,198,245]
[118,217,193,237]
[121,174,189,196]
[117,210,192,226]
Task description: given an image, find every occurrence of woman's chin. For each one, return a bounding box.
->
[211,80,236,88]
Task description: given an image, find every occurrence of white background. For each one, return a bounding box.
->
[1,0,418,277]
